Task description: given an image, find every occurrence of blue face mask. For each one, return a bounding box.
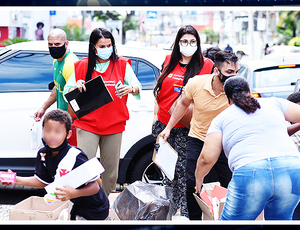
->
[96,46,113,60]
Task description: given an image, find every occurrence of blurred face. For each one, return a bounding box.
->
[43,120,67,149]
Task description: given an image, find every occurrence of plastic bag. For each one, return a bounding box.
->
[112,181,175,220]
[30,121,44,150]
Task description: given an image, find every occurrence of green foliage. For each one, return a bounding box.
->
[276,11,300,45]
[201,28,219,44]
[64,25,88,41]
[1,37,31,46]
[93,11,121,21]
[122,15,139,31]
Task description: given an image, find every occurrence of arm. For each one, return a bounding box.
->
[160,93,192,142]
[3,170,47,189]
[195,133,223,193]
[153,100,159,124]
[118,63,142,99]
[34,87,56,121]
[285,101,300,124]
[287,123,300,136]
[54,181,100,201]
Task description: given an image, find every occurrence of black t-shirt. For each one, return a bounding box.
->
[35,144,109,220]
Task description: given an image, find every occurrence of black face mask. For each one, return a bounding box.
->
[49,43,66,59]
[218,69,233,84]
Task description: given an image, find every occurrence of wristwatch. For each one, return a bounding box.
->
[131,85,135,93]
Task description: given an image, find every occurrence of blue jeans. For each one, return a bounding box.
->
[220,156,300,220]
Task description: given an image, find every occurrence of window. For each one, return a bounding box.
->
[136,61,156,90]
[0,52,53,92]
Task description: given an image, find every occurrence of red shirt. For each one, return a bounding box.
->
[157,55,214,127]
[73,57,130,135]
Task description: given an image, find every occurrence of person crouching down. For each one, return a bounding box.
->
[3,109,109,220]
[195,77,300,220]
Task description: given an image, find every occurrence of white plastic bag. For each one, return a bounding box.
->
[30,121,44,150]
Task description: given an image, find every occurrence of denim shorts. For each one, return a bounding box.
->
[220,156,300,220]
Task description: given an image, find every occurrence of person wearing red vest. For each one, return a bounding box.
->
[64,28,141,196]
[152,25,214,218]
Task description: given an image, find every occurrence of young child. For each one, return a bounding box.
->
[3,109,109,220]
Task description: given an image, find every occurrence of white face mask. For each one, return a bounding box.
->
[179,45,197,57]
[96,46,113,60]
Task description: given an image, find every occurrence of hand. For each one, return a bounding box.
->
[116,85,132,98]
[34,108,46,122]
[195,177,203,194]
[54,186,76,201]
[75,80,86,93]
[2,169,15,186]
[159,128,171,143]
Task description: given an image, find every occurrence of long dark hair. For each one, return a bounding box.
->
[153,25,204,99]
[85,28,119,81]
[224,77,260,114]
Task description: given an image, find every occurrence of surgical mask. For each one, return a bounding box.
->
[179,45,197,57]
[96,46,113,60]
[49,43,66,59]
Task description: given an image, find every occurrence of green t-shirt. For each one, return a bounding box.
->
[53,50,79,111]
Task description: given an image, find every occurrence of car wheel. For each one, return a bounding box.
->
[130,150,166,186]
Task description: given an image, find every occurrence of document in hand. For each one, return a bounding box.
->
[65,75,113,119]
[152,135,178,180]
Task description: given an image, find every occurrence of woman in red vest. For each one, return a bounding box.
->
[152,25,214,218]
[64,28,141,196]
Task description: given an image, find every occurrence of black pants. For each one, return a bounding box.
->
[186,136,232,220]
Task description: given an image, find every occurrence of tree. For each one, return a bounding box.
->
[201,28,219,44]
[276,11,300,45]
[63,25,88,41]
[93,10,139,44]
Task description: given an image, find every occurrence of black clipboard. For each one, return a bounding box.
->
[65,75,113,119]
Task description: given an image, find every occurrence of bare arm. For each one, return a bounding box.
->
[195,133,223,193]
[54,181,100,201]
[160,93,192,142]
[287,123,300,136]
[153,100,159,124]
[285,101,300,124]
[34,87,56,121]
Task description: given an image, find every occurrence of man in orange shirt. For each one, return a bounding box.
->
[160,50,239,220]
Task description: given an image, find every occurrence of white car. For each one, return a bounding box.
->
[0,41,171,186]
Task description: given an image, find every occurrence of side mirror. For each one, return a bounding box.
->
[294,79,300,92]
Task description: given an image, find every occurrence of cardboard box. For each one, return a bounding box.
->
[9,196,69,220]
[194,185,264,220]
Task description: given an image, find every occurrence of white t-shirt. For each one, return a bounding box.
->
[208,97,299,172]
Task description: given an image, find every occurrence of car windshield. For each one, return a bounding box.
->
[253,67,300,88]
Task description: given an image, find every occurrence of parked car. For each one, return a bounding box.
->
[0,41,171,186]
[238,57,300,99]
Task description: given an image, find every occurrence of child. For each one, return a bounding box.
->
[3,109,109,220]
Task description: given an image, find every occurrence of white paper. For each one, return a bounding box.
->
[45,157,104,194]
[70,99,80,112]
[153,136,178,180]
[212,197,220,220]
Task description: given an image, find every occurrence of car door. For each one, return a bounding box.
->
[0,51,56,171]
